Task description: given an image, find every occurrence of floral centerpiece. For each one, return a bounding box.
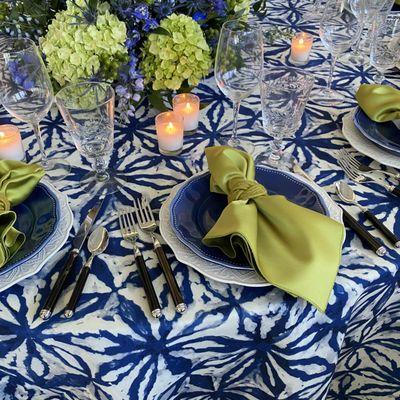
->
[0,0,267,122]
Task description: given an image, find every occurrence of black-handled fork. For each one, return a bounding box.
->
[118,209,162,319]
[133,197,187,314]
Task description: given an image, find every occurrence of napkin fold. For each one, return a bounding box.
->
[356,84,400,123]
[0,160,44,268]
[202,146,344,312]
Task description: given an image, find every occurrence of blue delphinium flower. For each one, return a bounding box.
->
[153,0,176,18]
[212,0,227,16]
[193,11,207,22]
[7,60,34,90]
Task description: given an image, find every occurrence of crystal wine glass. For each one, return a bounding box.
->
[0,37,70,180]
[319,0,361,102]
[302,0,328,22]
[359,0,395,53]
[348,0,370,63]
[370,13,400,83]
[55,82,117,194]
[214,19,263,154]
[259,67,314,168]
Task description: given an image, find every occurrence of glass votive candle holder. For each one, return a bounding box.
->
[289,32,313,66]
[172,93,200,135]
[0,125,25,161]
[155,111,184,156]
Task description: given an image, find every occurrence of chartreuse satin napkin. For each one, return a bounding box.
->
[356,84,400,122]
[0,160,44,268]
[202,146,344,312]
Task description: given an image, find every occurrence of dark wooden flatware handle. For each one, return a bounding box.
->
[364,210,400,248]
[64,265,91,318]
[390,185,400,198]
[154,245,186,313]
[40,251,79,320]
[342,209,386,256]
[135,252,162,318]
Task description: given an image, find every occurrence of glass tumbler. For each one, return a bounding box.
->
[260,67,314,167]
[55,82,117,195]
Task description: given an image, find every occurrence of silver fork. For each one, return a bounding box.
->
[118,209,162,318]
[133,197,186,313]
[337,154,400,198]
[338,149,400,180]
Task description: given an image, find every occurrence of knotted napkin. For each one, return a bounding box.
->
[202,146,344,312]
[0,160,44,268]
[356,84,400,123]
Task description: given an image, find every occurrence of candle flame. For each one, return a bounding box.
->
[166,122,175,134]
[185,102,192,112]
[299,38,304,45]
[0,132,4,139]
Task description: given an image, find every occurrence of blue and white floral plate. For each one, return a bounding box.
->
[160,168,343,286]
[354,107,400,155]
[0,179,73,292]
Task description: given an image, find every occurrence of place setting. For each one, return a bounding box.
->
[0,0,400,398]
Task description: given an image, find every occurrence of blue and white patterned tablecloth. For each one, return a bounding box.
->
[1,1,400,399]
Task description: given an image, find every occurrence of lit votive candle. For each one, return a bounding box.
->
[155,111,184,156]
[173,93,200,134]
[0,125,25,161]
[289,32,313,66]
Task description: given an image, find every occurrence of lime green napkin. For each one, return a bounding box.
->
[202,146,344,312]
[356,84,400,122]
[0,160,44,268]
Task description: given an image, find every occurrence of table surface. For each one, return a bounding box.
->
[1,1,400,399]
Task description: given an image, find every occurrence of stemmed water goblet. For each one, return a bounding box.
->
[0,37,70,180]
[214,19,263,154]
[319,0,361,103]
[259,67,314,168]
[55,82,117,194]
[302,0,328,22]
[370,14,400,84]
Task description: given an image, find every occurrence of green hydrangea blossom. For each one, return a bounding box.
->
[227,0,252,14]
[140,14,212,91]
[40,0,128,86]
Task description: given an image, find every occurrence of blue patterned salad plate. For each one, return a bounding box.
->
[0,180,73,292]
[170,166,330,270]
[354,107,400,155]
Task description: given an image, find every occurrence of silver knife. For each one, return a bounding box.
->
[39,195,105,320]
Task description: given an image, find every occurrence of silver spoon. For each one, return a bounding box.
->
[336,181,400,248]
[64,226,109,318]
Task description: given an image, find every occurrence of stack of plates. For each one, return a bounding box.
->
[0,180,73,292]
[342,108,400,169]
[160,166,342,287]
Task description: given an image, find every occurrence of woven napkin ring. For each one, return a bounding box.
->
[227,177,267,203]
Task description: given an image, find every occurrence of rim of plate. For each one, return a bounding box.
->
[0,178,73,292]
[354,107,400,155]
[342,110,400,169]
[160,168,343,287]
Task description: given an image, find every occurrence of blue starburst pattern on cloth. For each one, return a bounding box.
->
[0,1,399,399]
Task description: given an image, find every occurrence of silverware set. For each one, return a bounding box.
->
[119,197,186,318]
[40,194,105,320]
[40,193,185,320]
[293,148,400,256]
